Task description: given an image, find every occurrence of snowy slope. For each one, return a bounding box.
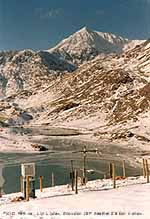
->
[123,39,145,51]
[0,176,149,219]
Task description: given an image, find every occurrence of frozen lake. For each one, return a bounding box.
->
[0,126,142,194]
[0,149,141,194]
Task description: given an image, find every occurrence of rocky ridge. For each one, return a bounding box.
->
[0,49,76,97]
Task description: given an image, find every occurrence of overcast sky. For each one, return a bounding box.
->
[0,0,150,51]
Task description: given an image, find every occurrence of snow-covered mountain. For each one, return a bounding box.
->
[1,28,150,148]
[0,27,145,99]
[12,39,150,145]
[48,27,140,65]
[0,27,136,98]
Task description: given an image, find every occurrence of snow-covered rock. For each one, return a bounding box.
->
[0,50,76,97]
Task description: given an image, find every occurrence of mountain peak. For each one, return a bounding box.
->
[48,28,130,65]
[78,26,91,33]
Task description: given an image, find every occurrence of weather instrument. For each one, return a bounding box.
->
[21,163,36,199]
[73,146,102,184]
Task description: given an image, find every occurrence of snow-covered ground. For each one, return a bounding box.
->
[0,176,149,219]
[0,128,38,152]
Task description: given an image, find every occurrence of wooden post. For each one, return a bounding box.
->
[82,147,87,184]
[122,160,126,179]
[20,176,23,193]
[142,159,146,178]
[74,169,78,194]
[145,159,149,183]
[0,187,2,198]
[51,172,55,187]
[71,160,74,191]
[26,176,29,201]
[112,163,116,189]
[40,176,43,192]
[109,163,113,178]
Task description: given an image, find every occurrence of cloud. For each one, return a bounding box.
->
[45,8,63,19]
[35,8,63,20]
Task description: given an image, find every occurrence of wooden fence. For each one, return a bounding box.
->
[1,158,150,201]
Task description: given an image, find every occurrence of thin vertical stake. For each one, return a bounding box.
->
[112,163,116,189]
[145,159,149,183]
[122,160,126,179]
[26,176,29,201]
[74,169,78,194]
[0,187,2,198]
[71,160,74,191]
[142,159,146,178]
[20,176,23,193]
[109,163,113,178]
[83,148,87,184]
[51,172,55,187]
[40,176,43,192]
